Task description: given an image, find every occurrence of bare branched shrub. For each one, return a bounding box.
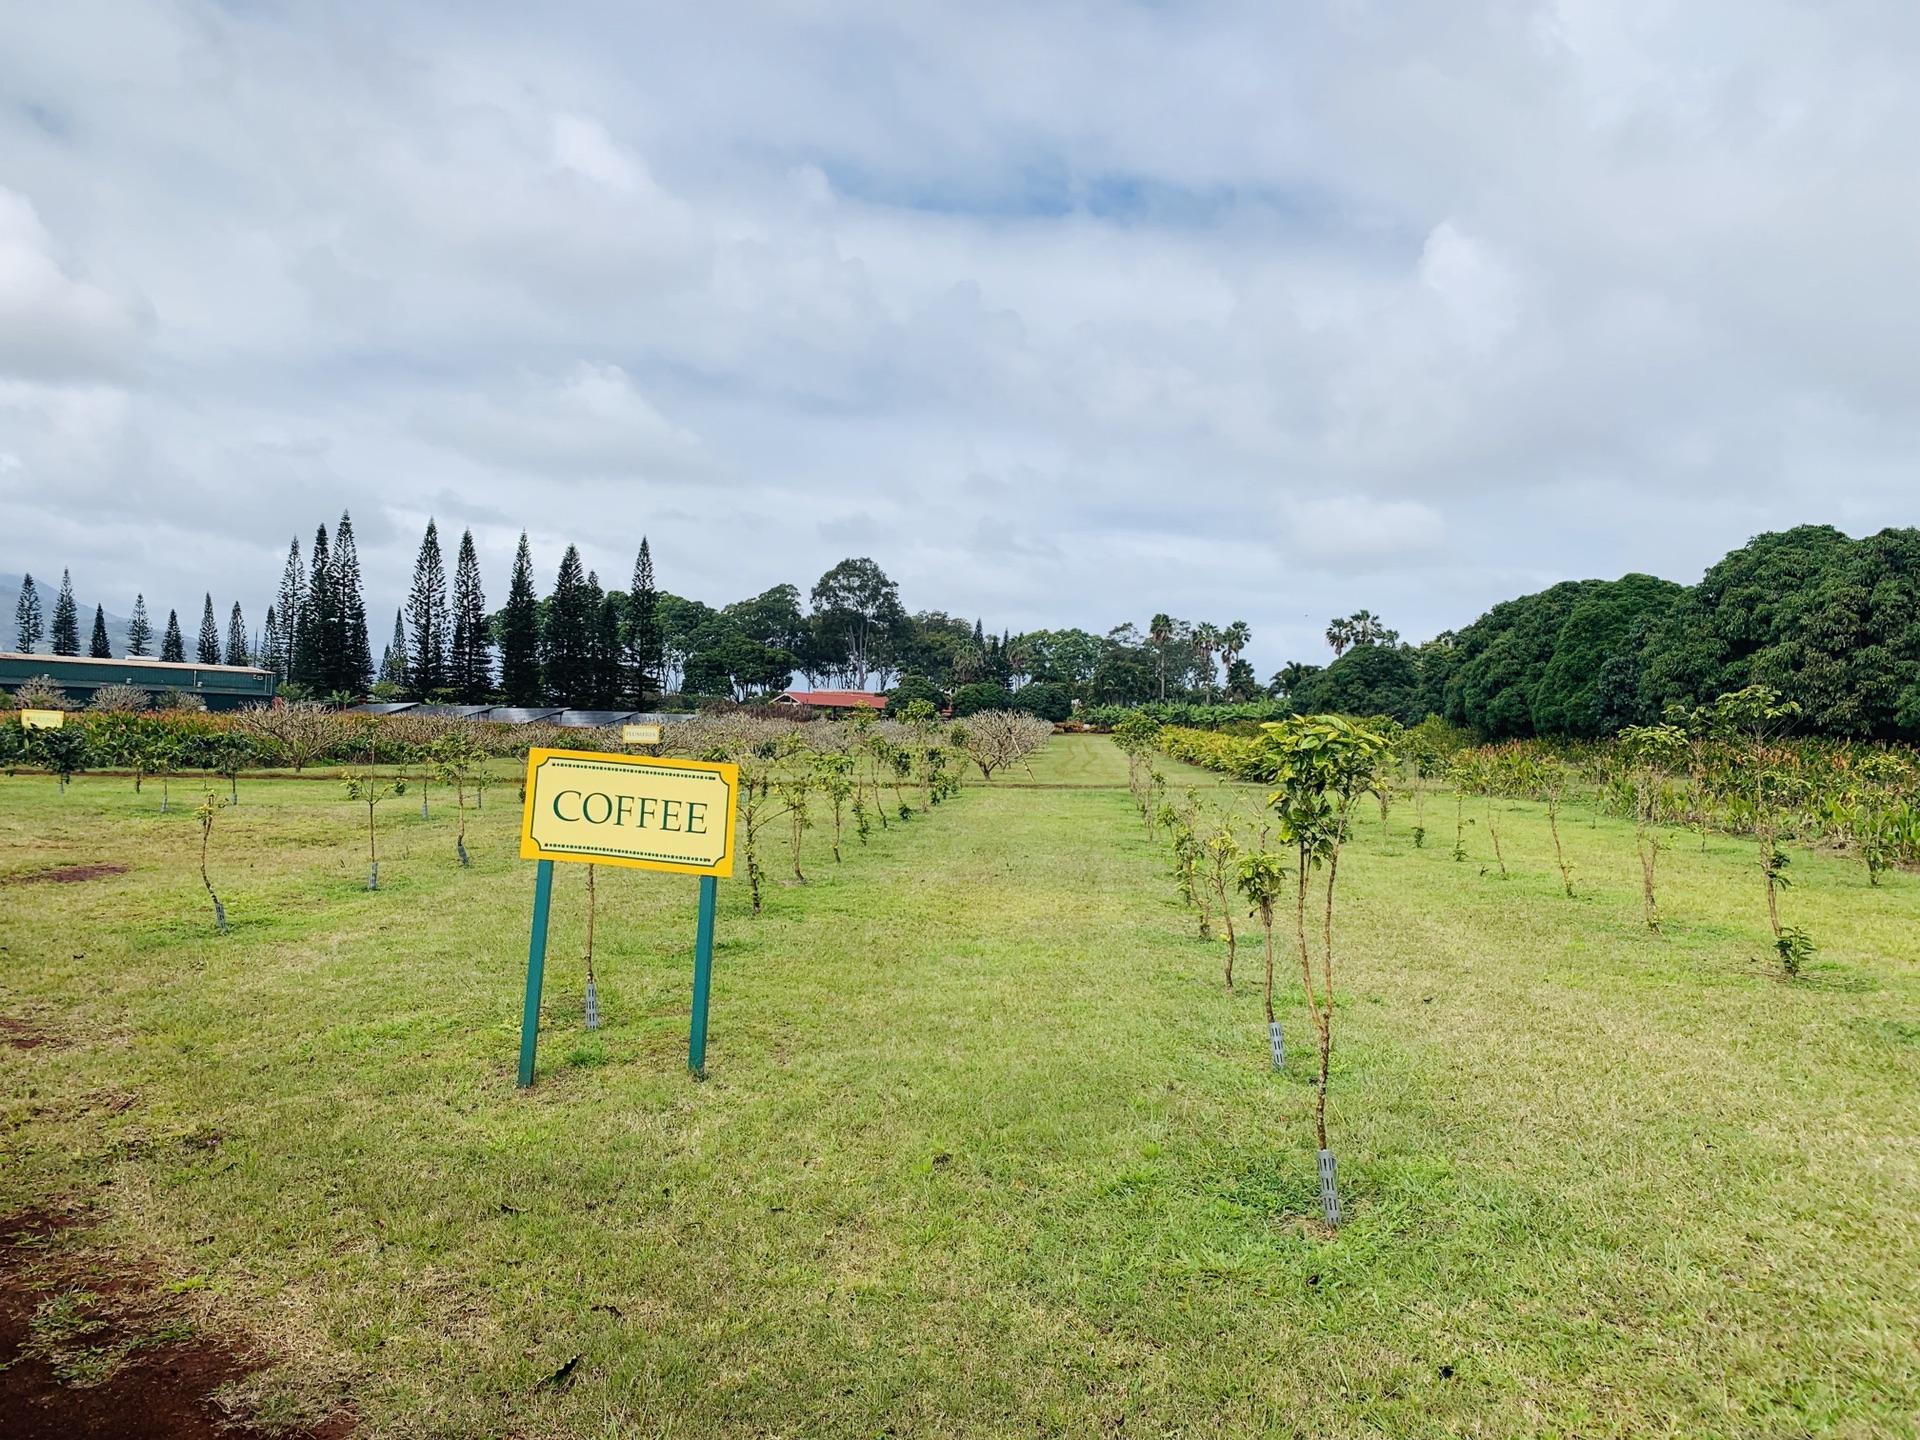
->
[953,710,1053,780]
[88,683,150,713]
[235,701,344,772]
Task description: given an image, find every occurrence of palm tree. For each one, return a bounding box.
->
[1149,613,1173,700]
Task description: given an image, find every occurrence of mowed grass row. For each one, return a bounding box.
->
[1,736,1917,1437]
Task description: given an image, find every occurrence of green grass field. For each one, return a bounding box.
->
[3,735,1918,1437]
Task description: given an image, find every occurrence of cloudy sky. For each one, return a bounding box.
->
[1,1,1915,671]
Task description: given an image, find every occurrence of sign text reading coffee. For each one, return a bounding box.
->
[519,748,738,876]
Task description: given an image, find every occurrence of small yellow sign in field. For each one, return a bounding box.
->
[621,723,662,745]
[19,709,65,730]
[519,747,737,876]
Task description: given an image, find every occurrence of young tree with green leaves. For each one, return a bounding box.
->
[1619,723,1687,932]
[1236,850,1290,1065]
[126,593,152,657]
[89,605,112,658]
[406,519,450,697]
[449,528,491,704]
[1200,815,1242,989]
[1257,713,1391,1227]
[14,573,43,653]
[196,789,231,932]
[51,571,80,656]
[196,593,221,664]
[161,609,186,663]
[343,735,404,890]
[430,729,487,866]
[500,533,542,705]
[1699,686,1812,974]
[813,748,856,861]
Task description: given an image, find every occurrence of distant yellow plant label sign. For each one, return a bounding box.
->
[519,747,736,876]
[19,709,65,730]
[621,723,662,745]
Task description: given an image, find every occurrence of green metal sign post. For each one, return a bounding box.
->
[515,864,721,1088]
[689,875,717,1078]
[517,860,555,1088]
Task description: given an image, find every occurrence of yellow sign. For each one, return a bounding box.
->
[519,748,737,876]
[19,709,65,730]
[621,723,662,745]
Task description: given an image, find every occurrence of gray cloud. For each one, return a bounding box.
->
[0,0,1914,670]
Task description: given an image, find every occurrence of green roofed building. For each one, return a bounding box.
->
[0,652,277,711]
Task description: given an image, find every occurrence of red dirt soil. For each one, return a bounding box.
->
[0,1210,353,1439]
[3,863,131,886]
[1,1017,52,1049]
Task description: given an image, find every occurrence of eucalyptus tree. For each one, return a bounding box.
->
[1256,713,1391,1227]
[809,557,903,689]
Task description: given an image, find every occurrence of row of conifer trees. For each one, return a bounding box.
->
[12,570,247,670]
[14,514,668,711]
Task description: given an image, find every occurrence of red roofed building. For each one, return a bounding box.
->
[774,689,887,712]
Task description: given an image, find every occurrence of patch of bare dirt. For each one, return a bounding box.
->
[3,864,131,887]
[0,1018,53,1051]
[0,1208,353,1439]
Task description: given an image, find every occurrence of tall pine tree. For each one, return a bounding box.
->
[449,528,491,704]
[225,603,248,666]
[405,519,450,698]
[331,512,374,695]
[542,546,595,709]
[89,605,112,658]
[499,533,543,705]
[13,574,42,653]
[626,537,662,707]
[271,538,304,679]
[161,609,186,663]
[51,571,80,656]
[126,594,151,656]
[593,583,624,709]
[197,594,221,665]
[292,524,334,692]
[379,610,408,688]
[261,606,279,674]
